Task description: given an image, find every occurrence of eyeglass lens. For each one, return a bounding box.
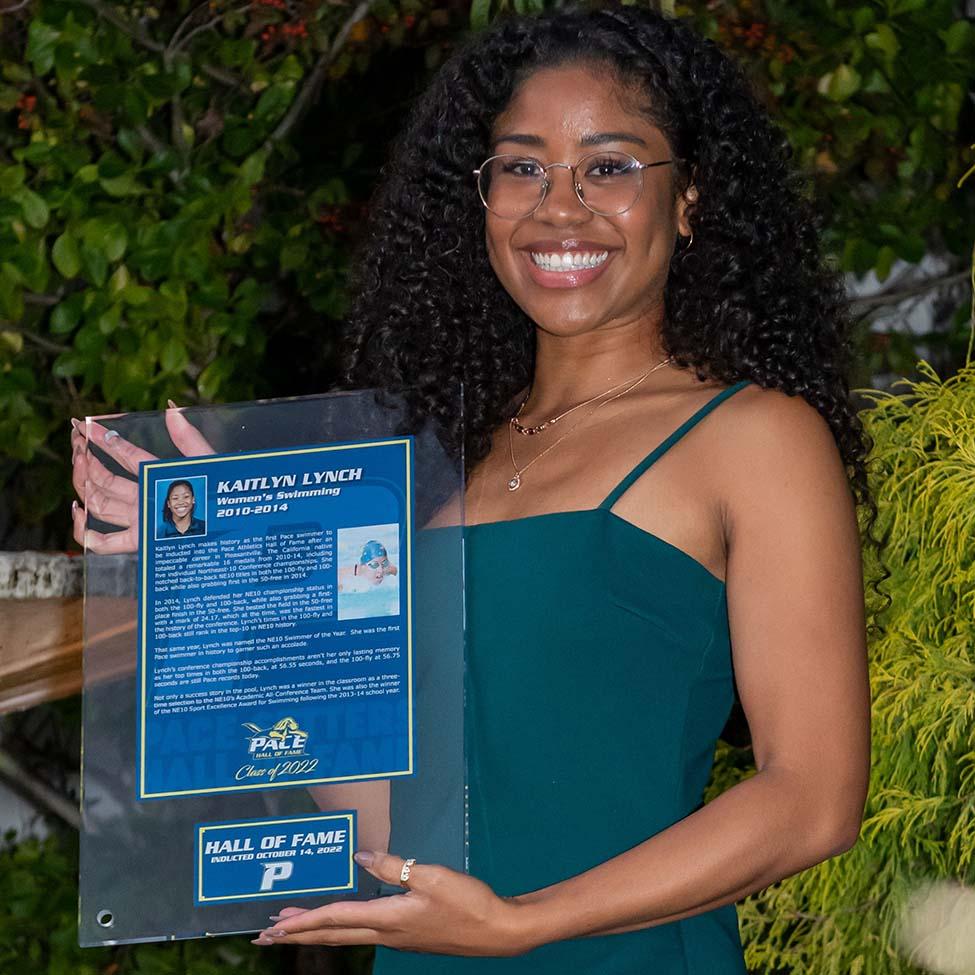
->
[477,151,645,218]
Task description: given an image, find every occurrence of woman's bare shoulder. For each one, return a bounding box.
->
[714,382,840,462]
[708,381,852,533]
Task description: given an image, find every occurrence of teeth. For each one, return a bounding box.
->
[530,250,609,271]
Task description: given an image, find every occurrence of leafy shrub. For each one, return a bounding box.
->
[0,828,292,973]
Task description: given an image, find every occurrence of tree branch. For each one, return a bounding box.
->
[73,0,165,51]
[169,2,255,56]
[1,326,70,354]
[851,269,971,315]
[169,0,213,51]
[0,748,80,830]
[23,292,62,307]
[74,0,243,87]
[267,0,377,147]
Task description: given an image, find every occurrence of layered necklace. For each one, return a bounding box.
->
[505,355,673,491]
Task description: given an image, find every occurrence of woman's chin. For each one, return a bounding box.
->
[530,312,617,338]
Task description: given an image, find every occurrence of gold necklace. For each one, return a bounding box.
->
[511,369,654,436]
[505,355,673,492]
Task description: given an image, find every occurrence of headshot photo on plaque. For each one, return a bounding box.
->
[156,477,207,541]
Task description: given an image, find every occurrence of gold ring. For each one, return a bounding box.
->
[399,858,417,886]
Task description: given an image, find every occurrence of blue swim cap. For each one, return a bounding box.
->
[359,540,387,564]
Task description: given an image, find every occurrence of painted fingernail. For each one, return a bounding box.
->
[251,936,274,946]
[266,929,287,938]
[354,850,375,867]
[70,417,81,431]
[103,429,119,444]
[268,915,282,922]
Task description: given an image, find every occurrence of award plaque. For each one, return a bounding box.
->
[79,388,465,945]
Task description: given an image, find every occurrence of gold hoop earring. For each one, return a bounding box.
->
[680,232,694,252]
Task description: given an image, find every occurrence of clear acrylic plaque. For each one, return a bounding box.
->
[79,388,465,945]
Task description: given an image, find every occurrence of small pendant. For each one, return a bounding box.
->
[507,474,522,492]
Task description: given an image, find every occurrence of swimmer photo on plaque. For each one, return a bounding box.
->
[337,523,400,621]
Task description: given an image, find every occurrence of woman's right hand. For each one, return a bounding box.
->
[71,407,215,554]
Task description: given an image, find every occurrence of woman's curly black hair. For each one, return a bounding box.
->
[342,2,881,591]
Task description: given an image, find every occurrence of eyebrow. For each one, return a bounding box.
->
[492,131,650,150]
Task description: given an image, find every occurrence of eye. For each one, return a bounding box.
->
[584,155,637,179]
[500,157,543,178]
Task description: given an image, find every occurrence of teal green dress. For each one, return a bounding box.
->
[376,380,753,974]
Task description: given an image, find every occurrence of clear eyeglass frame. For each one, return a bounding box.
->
[472,150,676,219]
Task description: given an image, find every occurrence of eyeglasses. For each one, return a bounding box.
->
[473,150,675,219]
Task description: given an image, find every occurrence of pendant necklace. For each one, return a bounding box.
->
[506,355,673,492]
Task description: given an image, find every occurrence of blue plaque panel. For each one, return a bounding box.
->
[137,437,414,799]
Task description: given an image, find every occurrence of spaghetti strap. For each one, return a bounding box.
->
[598,379,753,510]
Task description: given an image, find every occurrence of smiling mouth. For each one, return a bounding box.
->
[530,250,609,271]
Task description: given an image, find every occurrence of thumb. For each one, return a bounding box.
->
[165,403,216,457]
[269,907,310,922]
[354,850,411,888]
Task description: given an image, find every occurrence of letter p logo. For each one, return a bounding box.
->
[260,861,294,891]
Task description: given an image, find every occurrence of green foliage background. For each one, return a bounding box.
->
[0,829,297,974]
[0,0,972,544]
[0,0,974,972]
[706,345,975,974]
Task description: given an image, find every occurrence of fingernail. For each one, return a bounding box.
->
[71,500,78,513]
[251,937,274,946]
[167,399,179,409]
[268,915,282,922]
[266,929,287,938]
[70,417,81,431]
[103,429,120,445]
[354,850,375,867]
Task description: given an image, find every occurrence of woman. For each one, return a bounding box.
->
[71,5,872,971]
[159,479,205,538]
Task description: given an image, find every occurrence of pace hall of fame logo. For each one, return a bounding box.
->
[242,717,310,760]
[235,717,319,785]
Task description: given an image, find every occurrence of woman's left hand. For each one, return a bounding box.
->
[251,850,535,956]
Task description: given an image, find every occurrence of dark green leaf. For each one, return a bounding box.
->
[82,219,128,262]
[99,173,145,197]
[160,337,188,373]
[52,350,86,377]
[254,82,295,123]
[0,165,26,194]
[80,243,108,287]
[15,189,50,229]
[942,20,972,55]
[0,265,24,320]
[875,245,896,282]
[52,232,82,278]
[27,21,60,75]
[239,150,268,186]
[50,294,85,334]
[470,0,492,30]
[280,241,308,271]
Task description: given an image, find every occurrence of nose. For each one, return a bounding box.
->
[532,164,592,225]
